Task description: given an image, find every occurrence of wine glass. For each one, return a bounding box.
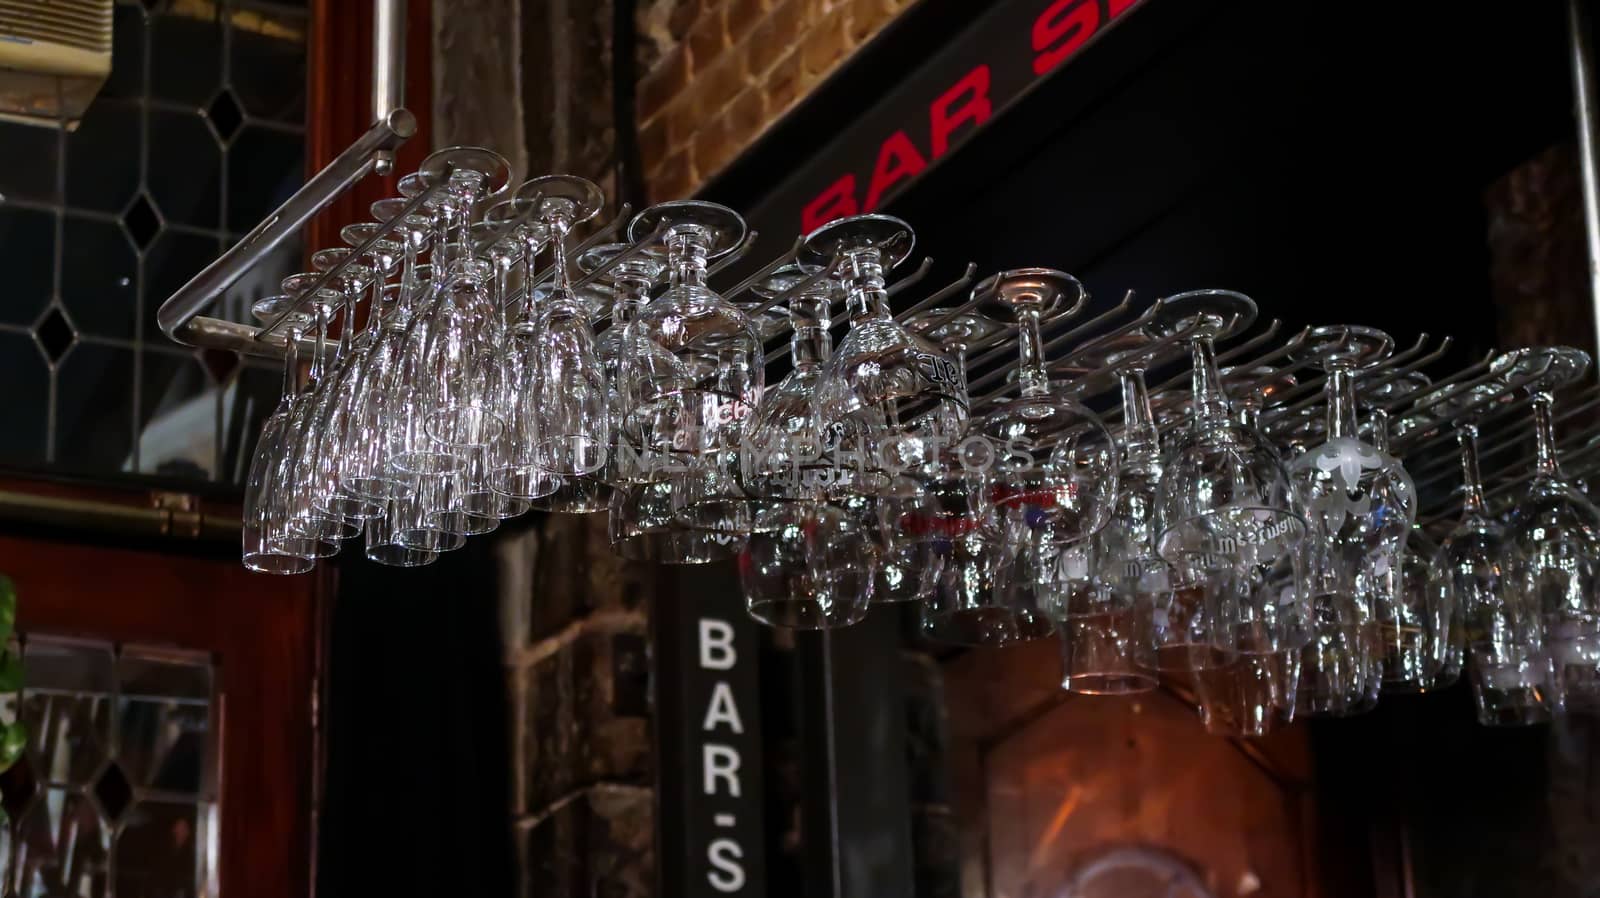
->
[1498,346,1600,713]
[621,201,762,481]
[242,302,321,573]
[971,269,1117,549]
[807,215,965,486]
[1289,326,1415,716]
[577,241,668,487]
[1432,385,1553,725]
[923,533,1056,646]
[524,175,609,476]
[739,267,877,627]
[344,200,433,501]
[1152,290,1302,659]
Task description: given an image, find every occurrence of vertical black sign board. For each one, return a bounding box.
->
[655,565,767,897]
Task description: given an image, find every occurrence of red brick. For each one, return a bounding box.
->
[685,5,729,75]
[693,111,735,178]
[723,86,769,146]
[661,97,698,152]
[686,53,746,120]
[726,0,769,44]
[847,0,892,46]
[762,47,811,117]
[638,46,691,124]
[638,115,671,173]
[747,0,808,76]
[800,6,852,78]
[649,147,700,201]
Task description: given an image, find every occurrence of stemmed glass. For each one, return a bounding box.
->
[971,269,1117,550]
[579,241,668,487]
[738,267,876,628]
[1184,366,1303,731]
[807,215,965,487]
[1289,326,1415,716]
[1498,346,1600,713]
[242,300,321,573]
[617,202,762,531]
[278,274,358,544]
[343,198,433,501]
[1366,396,1461,694]
[385,148,512,475]
[1152,290,1303,659]
[523,175,609,477]
[304,243,389,523]
[1434,382,1554,725]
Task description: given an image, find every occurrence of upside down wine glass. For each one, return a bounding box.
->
[242,302,320,574]
[1289,326,1414,717]
[738,267,876,628]
[1153,290,1303,662]
[1499,346,1600,714]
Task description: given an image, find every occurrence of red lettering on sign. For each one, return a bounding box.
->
[1032,0,1101,77]
[801,175,859,233]
[1109,0,1139,16]
[863,130,928,212]
[929,64,992,158]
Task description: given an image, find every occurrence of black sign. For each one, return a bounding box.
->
[655,566,767,897]
[743,0,1146,236]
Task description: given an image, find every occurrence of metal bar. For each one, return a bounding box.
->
[1413,386,1600,493]
[721,237,803,302]
[1260,333,1433,428]
[709,229,760,278]
[1570,0,1600,373]
[962,291,1137,398]
[0,490,239,541]
[505,204,634,309]
[258,177,447,339]
[158,109,417,350]
[886,256,935,298]
[888,263,977,324]
[1131,321,1299,413]
[572,220,667,290]
[372,0,407,175]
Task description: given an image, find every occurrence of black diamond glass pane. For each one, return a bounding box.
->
[205,90,245,142]
[122,193,162,250]
[93,762,133,823]
[34,306,77,366]
[229,8,308,124]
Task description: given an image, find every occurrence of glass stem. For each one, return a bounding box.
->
[668,230,711,288]
[1459,424,1487,517]
[612,270,650,326]
[307,308,327,388]
[1118,368,1160,458]
[790,294,832,370]
[1016,305,1049,397]
[1325,364,1359,439]
[280,327,301,400]
[1189,335,1230,421]
[1533,391,1563,478]
[521,231,547,325]
[549,216,574,294]
[366,268,386,336]
[841,250,890,323]
[336,287,357,361]
[1370,407,1391,453]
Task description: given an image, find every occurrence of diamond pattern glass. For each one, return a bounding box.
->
[5,636,218,898]
[0,0,309,486]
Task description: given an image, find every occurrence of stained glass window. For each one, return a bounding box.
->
[0,0,309,484]
[0,636,218,898]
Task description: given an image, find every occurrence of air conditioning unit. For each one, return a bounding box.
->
[0,0,113,129]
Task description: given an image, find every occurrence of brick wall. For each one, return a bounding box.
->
[636,0,917,200]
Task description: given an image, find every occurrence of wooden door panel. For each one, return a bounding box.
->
[0,534,324,898]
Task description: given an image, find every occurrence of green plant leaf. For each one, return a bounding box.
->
[0,650,22,693]
[0,720,26,770]
[0,575,15,644]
